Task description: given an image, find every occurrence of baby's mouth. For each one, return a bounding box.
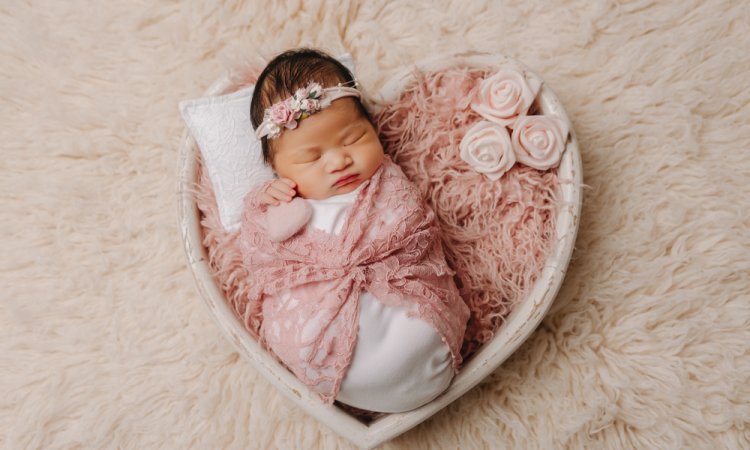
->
[333,174,359,187]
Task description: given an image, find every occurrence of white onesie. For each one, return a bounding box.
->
[303,182,455,413]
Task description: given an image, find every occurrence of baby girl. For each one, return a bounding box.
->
[239,48,470,413]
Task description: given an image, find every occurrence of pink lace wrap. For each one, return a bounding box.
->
[239,155,471,405]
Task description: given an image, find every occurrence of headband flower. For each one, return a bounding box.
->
[255,80,360,140]
[262,82,322,139]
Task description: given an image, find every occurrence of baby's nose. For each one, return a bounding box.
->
[327,149,351,171]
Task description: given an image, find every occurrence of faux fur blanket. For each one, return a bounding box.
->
[239,156,470,405]
[3,1,749,449]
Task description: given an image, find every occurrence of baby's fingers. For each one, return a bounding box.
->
[260,192,281,206]
[266,185,294,202]
[277,178,297,190]
[271,180,296,198]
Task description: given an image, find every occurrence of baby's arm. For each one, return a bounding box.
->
[259,178,297,206]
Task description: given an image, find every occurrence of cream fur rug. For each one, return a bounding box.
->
[2,1,748,449]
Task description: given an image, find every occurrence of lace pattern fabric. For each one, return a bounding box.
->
[239,155,470,404]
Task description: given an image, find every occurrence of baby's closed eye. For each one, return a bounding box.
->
[343,131,366,146]
[296,149,321,163]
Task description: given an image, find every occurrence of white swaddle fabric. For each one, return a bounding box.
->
[302,182,456,413]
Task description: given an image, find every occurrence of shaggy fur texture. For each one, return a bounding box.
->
[1,1,748,449]
[376,67,560,359]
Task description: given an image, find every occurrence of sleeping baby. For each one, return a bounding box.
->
[239,48,470,413]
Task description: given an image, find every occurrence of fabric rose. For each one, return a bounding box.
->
[300,98,318,113]
[511,115,569,170]
[271,101,293,125]
[459,120,516,180]
[470,65,542,127]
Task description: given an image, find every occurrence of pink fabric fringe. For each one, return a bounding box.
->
[188,65,559,419]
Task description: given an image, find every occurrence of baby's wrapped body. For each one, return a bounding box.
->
[239,156,470,412]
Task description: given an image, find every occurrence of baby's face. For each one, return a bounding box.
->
[270,98,384,200]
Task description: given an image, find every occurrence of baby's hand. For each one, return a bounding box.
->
[260,178,297,206]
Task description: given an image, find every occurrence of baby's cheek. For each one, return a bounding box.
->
[295,179,325,200]
[366,145,385,174]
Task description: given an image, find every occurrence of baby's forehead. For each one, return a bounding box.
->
[324,106,372,139]
[273,99,367,150]
[307,101,368,135]
[326,96,364,116]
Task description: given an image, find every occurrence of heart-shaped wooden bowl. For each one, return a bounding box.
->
[177,52,582,449]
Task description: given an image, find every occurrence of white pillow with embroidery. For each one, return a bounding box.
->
[179,53,356,232]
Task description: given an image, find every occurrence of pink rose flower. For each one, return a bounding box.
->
[300,98,318,112]
[511,115,569,170]
[459,121,516,180]
[270,101,293,125]
[470,65,542,127]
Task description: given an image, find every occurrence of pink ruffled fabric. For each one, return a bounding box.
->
[373,67,560,358]
[239,156,470,405]
[190,64,560,419]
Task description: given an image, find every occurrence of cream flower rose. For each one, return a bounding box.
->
[459,120,516,180]
[511,115,569,170]
[470,65,542,127]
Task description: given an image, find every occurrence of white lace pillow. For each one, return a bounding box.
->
[180,86,271,232]
[179,53,356,232]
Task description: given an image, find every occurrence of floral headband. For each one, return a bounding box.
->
[255,80,361,140]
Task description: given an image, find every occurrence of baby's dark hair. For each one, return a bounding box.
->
[250,48,373,166]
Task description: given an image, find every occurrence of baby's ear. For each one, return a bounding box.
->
[265,197,312,242]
